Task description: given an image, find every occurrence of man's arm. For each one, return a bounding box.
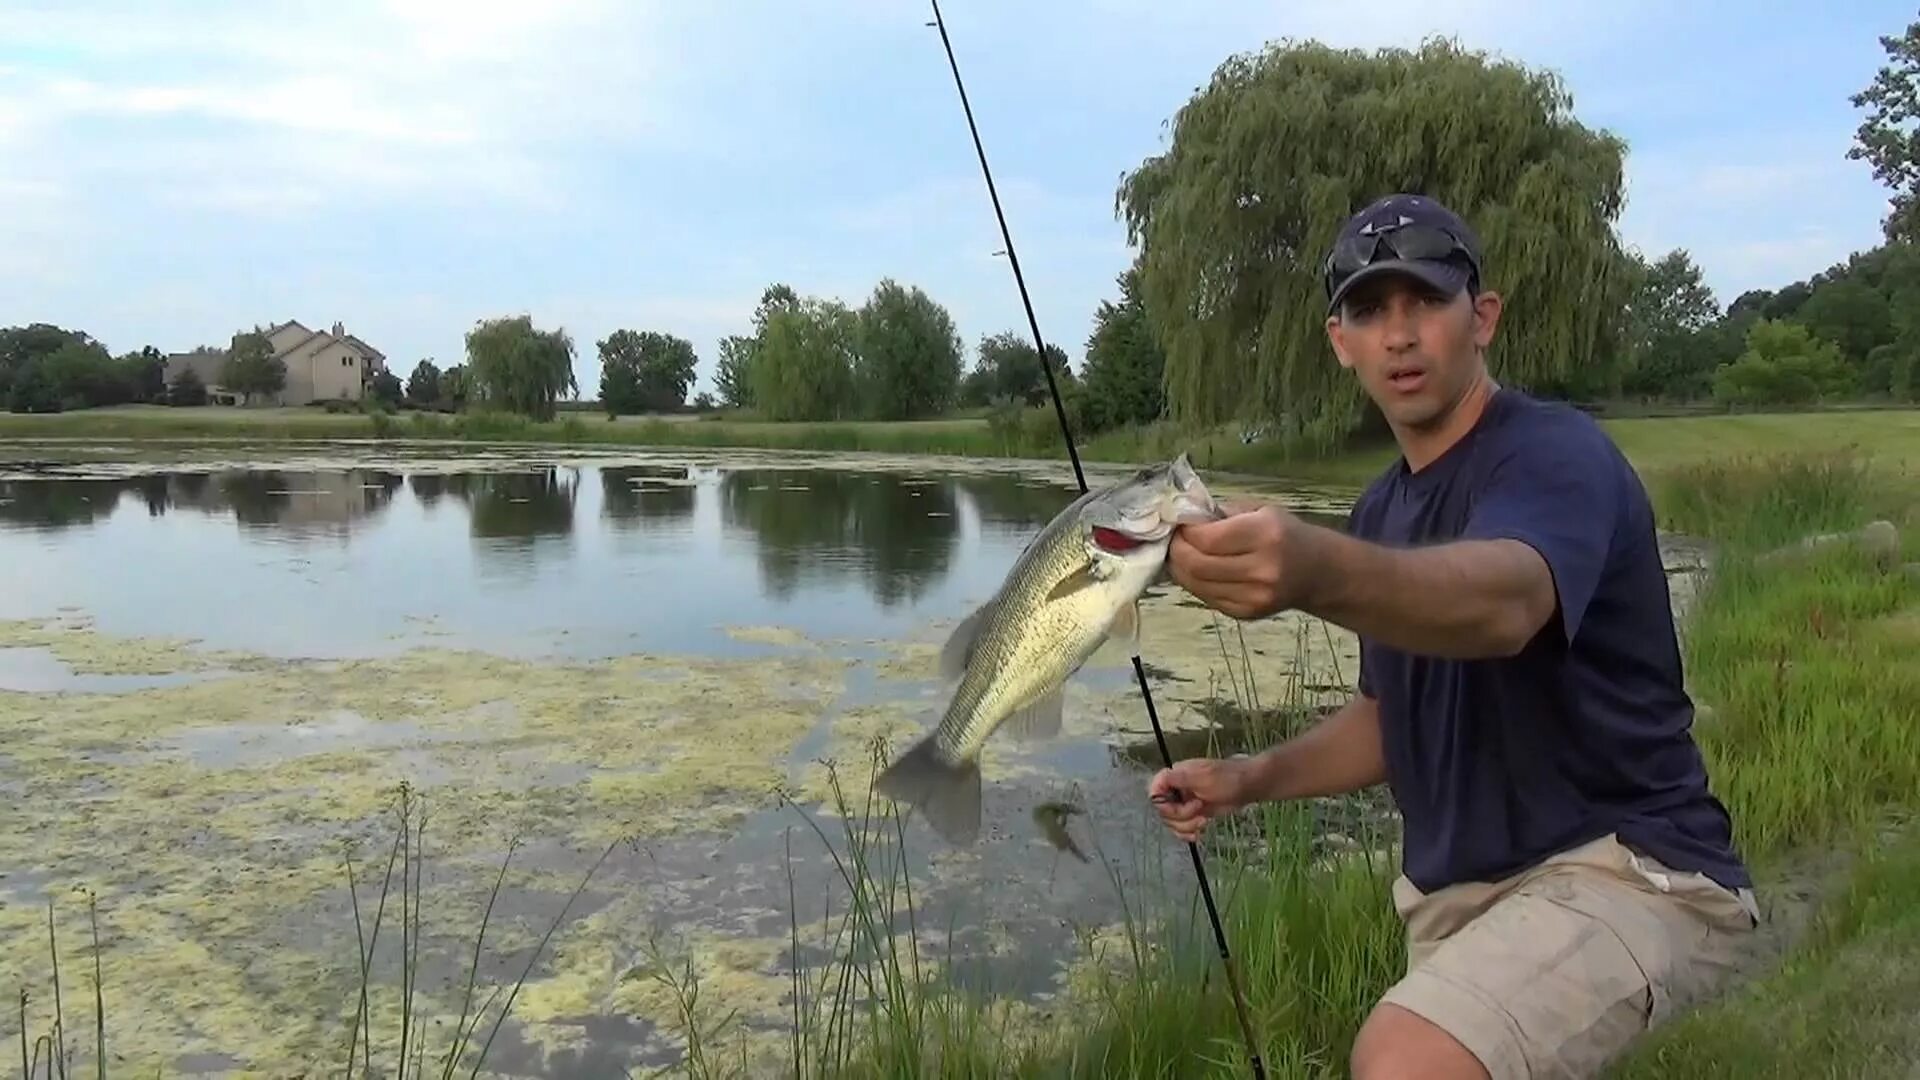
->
[1171,422,1623,660]
[1169,508,1557,659]
[1292,528,1557,659]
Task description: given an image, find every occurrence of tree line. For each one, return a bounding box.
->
[7,15,1918,434]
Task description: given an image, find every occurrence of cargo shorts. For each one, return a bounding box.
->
[1379,832,1760,1079]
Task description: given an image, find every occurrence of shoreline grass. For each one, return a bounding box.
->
[5,405,1917,489]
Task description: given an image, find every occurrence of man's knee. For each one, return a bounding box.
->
[1351,1002,1490,1080]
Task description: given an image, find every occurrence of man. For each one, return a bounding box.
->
[1149,193,1758,1079]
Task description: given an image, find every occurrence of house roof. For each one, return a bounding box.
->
[343,334,386,362]
[163,350,228,387]
[270,330,323,361]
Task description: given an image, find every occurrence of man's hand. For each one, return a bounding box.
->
[1148,757,1254,843]
[1167,500,1317,620]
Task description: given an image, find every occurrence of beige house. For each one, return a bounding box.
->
[266,320,388,405]
[164,320,388,406]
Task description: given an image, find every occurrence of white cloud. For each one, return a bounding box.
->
[0,0,688,218]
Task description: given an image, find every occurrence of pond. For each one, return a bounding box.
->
[0,439,1365,1077]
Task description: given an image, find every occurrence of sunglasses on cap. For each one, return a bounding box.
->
[1322,223,1480,296]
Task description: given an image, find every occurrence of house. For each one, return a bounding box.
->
[161,347,240,405]
[265,320,388,406]
[162,320,389,406]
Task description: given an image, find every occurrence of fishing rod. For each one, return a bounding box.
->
[924,4,1266,1076]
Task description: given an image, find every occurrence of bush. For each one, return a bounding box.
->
[1712,319,1854,407]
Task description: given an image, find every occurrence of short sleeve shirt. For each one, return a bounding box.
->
[1348,388,1750,894]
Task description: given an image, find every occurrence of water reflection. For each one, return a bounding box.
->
[0,469,406,537]
[600,466,696,527]
[718,469,960,608]
[0,456,1105,651]
[951,474,1076,533]
[445,469,580,580]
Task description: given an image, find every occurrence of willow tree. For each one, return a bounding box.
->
[1118,37,1631,448]
[464,315,578,420]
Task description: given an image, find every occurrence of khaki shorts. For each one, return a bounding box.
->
[1380,832,1760,1079]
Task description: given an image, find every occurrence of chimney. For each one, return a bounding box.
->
[331,321,344,338]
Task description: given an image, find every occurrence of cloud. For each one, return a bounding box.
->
[1618,127,1890,301]
[0,0,687,217]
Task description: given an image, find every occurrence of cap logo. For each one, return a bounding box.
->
[1358,214,1414,236]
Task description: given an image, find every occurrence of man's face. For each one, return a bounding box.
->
[1324,272,1503,431]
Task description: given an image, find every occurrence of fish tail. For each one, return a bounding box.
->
[873,735,982,846]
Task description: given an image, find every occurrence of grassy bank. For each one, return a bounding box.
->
[6,405,1916,489]
[739,448,1919,1078]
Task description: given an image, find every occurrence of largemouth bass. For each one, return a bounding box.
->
[874,454,1221,844]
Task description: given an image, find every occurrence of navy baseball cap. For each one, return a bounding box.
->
[1323,193,1483,314]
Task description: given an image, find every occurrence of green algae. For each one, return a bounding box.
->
[0,616,265,676]
[0,541,1374,1076]
[0,632,852,1076]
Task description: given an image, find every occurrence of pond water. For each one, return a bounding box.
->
[0,439,1365,1077]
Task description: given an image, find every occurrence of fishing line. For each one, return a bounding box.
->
[924,4,1266,1075]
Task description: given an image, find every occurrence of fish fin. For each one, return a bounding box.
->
[1004,687,1065,742]
[873,735,982,845]
[938,601,994,679]
[1111,600,1141,657]
[1045,563,1100,602]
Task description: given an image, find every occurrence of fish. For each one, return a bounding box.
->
[873,454,1221,845]
[1033,799,1089,863]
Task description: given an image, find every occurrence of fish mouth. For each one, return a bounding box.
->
[1084,453,1222,549]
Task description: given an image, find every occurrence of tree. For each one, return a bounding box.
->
[1713,320,1855,407]
[463,315,577,421]
[749,297,859,421]
[406,359,443,407]
[441,364,469,409]
[116,346,167,403]
[169,366,208,407]
[598,329,699,416]
[39,340,128,409]
[854,279,963,419]
[1,324,100,404]
[370,370,403,408]
[221,329,284,404]
[1850,16,1920,241]
[753,284,800,332]
[973,330,1071,408]
[1793,280,1896,365]
[714,335,756,408]
[1117,37,1631,448]
[1619,249,1723,399]
[1078,264,1167,431]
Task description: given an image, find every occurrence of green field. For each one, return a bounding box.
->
[5,405,1919,491]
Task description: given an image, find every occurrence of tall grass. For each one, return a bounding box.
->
[1655,451,1919,869]
[11,894,103,1080]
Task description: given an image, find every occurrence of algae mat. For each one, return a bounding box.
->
[0,622,857,1075]
[0,588,1365,1078]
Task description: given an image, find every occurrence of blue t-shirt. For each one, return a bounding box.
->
[1348,388,1750,893]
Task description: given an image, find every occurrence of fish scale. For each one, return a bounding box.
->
[939,515,1126,759]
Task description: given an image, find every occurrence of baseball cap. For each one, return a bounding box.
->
[1323,193,1483,314]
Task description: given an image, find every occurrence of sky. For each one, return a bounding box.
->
[0,0,1913,398]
